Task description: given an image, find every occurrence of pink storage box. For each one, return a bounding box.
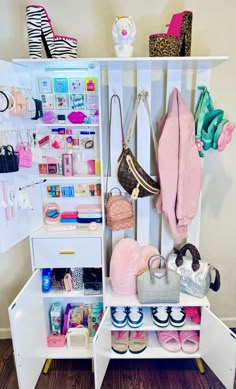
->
[78,204,102,214]
[47,335,66,347]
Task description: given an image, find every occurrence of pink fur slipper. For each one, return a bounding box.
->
[179,330,199,353]
[156,331,181,352]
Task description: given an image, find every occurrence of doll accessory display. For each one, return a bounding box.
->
[26,5,78,59]
[112,16,136,57]
[194,86,235,156]
[149,10,192,57]
[44,203,60,224]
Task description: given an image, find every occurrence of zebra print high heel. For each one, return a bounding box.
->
[26,5,78,59]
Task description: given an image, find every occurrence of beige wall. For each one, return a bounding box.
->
[0,0,236,334]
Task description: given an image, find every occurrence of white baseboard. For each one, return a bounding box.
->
[0,328,11,339]
[221,317,236,329]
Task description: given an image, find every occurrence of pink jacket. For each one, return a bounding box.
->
[157,88,202,243]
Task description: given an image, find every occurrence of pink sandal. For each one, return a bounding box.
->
[179,330,199,353]
[156,331,181,352]
[111,331,129,354]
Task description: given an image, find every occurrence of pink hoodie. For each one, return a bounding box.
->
[157,88,202,243]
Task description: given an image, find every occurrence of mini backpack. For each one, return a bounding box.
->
[105,188,134,231]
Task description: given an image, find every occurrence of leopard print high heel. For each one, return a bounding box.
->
[149,10,193,57]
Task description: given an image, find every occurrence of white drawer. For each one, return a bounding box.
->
[32,237,102,268]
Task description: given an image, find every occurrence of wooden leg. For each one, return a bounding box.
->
[91,358,94,373]
[195,358,205,374]
[43,359,53,374]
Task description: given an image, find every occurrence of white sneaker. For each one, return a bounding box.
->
[169,306,186,327]
[152,307,169,327]
[127,306,143,328]
[111,306,128,328]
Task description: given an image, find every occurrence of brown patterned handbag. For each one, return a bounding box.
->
[116,92,160,199]
[105,96,134,231]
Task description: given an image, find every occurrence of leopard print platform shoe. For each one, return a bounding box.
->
[149,10,193,57]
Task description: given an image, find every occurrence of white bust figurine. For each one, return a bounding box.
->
[112,16,136,57]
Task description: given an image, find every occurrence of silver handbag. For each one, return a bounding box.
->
[137,255,181,304]
[167,244,220,298]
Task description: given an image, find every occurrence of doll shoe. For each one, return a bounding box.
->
[156,331,181,352]
[217,121,235,152]
[111,331,129,354]
[184,307,201,324]
[149,10,193,57]
[169,307,186,327]
[26,5,77,59]
[179,330,199,353]
[127,307,143,328]
[129,331,149,354]
[152,306,169,327]
[111,306,128,328]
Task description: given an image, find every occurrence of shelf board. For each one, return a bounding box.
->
[109,307,200,331]
[42,289,103,299]
[39,175,101,182]
[13,56,229,71]
[31,224,104,238]
[35,123,99,128]
[105,278,209,307]
[46,342,93,359]
[111,331,201,359]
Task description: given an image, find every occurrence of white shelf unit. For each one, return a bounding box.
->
[4,56,236,389]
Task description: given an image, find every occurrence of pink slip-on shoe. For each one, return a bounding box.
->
[156,330,181,352]
[184,306,201,324]
[179,330,199,353]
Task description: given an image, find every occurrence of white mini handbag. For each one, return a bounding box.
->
[167,243,220,298]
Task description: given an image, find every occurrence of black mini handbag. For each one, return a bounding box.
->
[0,145,19,173]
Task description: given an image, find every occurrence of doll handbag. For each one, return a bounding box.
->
[15,131,32,168]
[0,144,19,173]
[110,93,160,200]
[105,188,134,231]
[137,254,181,304]
[167,243,220,298]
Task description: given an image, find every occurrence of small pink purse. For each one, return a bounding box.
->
[15,131,32,168]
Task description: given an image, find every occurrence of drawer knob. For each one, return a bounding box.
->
[59,250,76,255]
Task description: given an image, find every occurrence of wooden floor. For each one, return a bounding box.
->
[0,339,235,389]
